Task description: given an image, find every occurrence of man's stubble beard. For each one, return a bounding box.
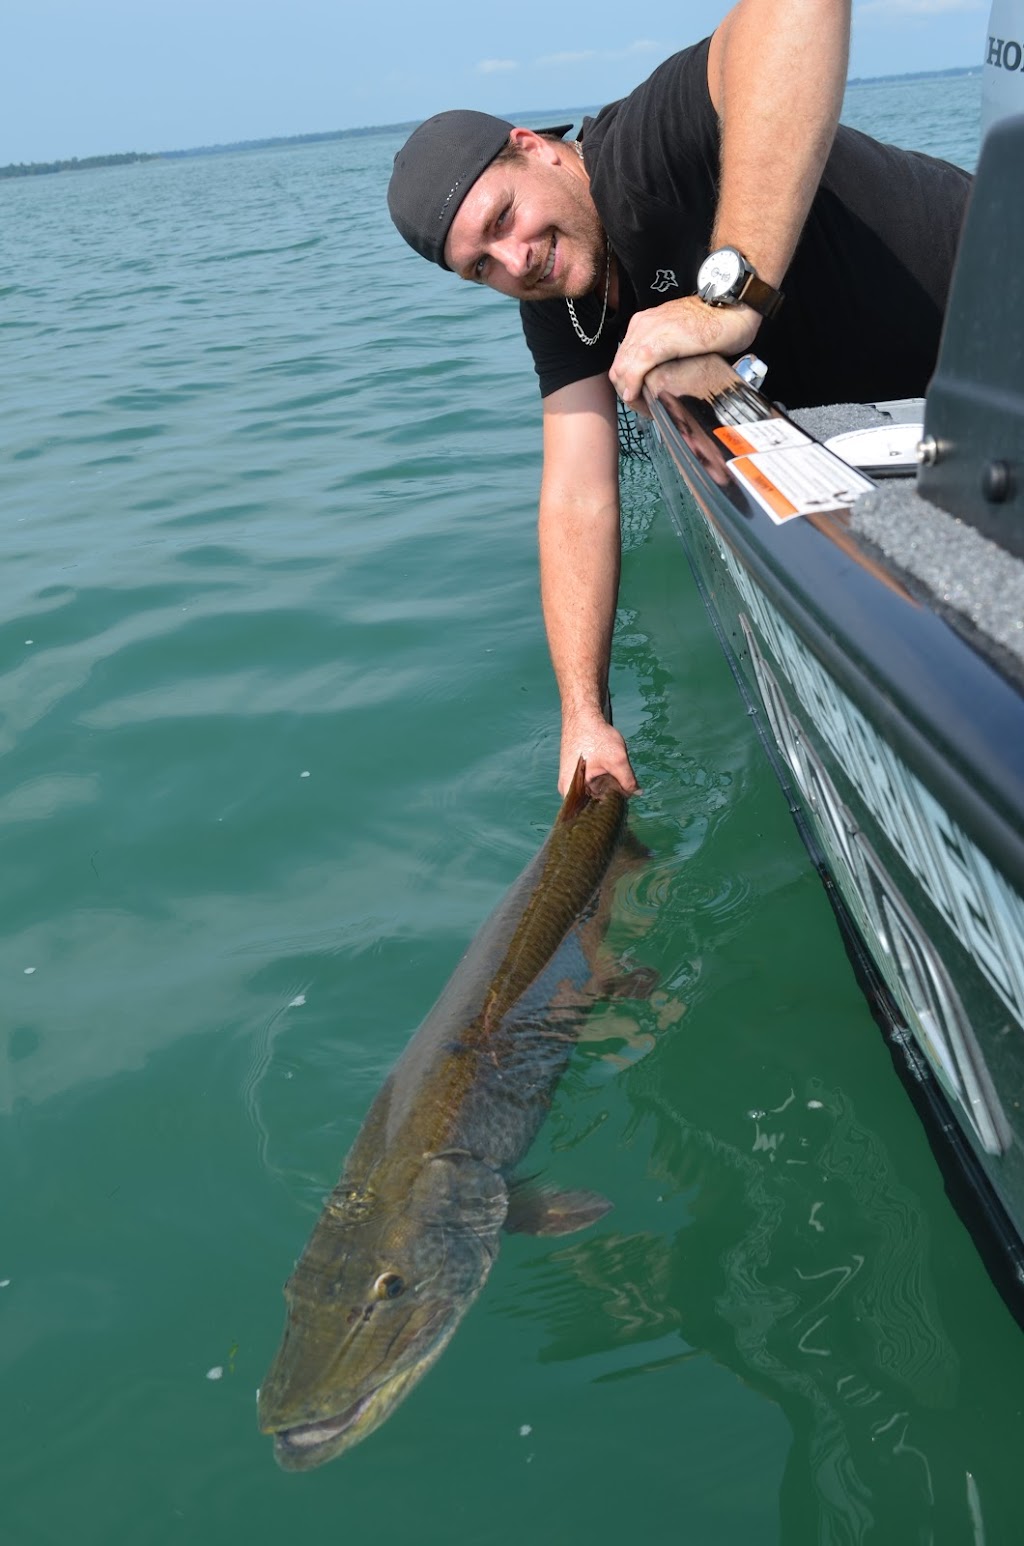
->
[561,174,608,301]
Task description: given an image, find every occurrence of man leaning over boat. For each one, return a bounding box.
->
[386,0,972,796]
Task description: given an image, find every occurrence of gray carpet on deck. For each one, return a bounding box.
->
[790,403,1024,682]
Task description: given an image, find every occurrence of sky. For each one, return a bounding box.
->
[1,0,992,165]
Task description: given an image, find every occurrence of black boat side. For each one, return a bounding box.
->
[641,114,1024,1302]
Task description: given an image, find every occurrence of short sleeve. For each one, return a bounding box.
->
[519,295,621,397]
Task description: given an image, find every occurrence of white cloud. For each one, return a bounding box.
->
[534,40,662,68]
[536,50,599,67]
[477,58,519,74]
[856,0,982,16]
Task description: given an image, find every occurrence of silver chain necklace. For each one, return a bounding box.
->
[566,140,612,347]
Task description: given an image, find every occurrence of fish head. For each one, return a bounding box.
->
[258,1150,508,1469]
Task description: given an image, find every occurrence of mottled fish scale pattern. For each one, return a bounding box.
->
[258,762,639,1468]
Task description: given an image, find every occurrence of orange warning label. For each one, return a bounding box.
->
[725,443,875,524]
[730,456,800,521]
[713,419,809,457]
[714,426,757,457]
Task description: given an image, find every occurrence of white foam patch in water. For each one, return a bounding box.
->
[206,1367,224,1381]
[289,994,306,1008]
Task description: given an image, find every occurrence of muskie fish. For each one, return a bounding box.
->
[258,759,646,1470]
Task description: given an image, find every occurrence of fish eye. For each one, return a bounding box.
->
[373,1271,406,1300]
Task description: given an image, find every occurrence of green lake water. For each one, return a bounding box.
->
[3,70,1020,1546]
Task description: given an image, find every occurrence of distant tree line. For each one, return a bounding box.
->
[157,123,420,158]
[0,151,158,180]
[846,64,979,86]
[3,66,978,179]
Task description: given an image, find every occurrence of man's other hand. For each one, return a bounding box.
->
[609,295,760,413]
[559,707,639,797]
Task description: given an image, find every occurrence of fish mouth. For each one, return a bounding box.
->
[264,1316,455,1471]
[261,1298,468,1469]
[271,1389,380,1471]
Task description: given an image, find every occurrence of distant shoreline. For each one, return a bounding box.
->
[1,65,981,180]
[0,150,160,181]
[847,63,980,87]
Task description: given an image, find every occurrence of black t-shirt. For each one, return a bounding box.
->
[520,38,972,408]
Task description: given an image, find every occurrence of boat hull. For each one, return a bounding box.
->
[644,352,1024,1304]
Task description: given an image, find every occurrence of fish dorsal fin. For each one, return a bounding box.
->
[557,757,590,824]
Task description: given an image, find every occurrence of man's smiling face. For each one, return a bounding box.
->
[443,129,607,301]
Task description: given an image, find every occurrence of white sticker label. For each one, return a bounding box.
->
[724,442,876,524]
[714,419,810,456]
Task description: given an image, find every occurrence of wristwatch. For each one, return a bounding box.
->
[697,247,784,320]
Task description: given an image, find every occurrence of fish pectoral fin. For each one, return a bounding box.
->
[595,961,660,1000]
[620,827,653,863]
[504,1181,612,1237]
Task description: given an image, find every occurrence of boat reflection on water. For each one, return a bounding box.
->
[496,1046,1014,1540]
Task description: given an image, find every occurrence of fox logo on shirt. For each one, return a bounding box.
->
[651,269,678,293]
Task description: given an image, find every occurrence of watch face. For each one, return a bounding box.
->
[698,247,745,303]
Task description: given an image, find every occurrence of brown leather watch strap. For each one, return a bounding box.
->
[738,271,784,321]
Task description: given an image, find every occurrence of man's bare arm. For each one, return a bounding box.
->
[610,0,851,407]
[539,374,638,796]
[708,0,850,276]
